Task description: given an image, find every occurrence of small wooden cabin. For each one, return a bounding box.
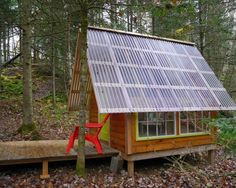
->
[68,27,236,176]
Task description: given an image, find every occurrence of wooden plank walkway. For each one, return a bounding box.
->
[0,140,119,165]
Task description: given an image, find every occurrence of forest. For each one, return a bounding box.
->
[0,0,236,187]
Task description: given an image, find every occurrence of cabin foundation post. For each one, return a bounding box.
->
[127,160,134,177]
[207,150,216,164]
[110,155,123,173]
[40,160,50,179]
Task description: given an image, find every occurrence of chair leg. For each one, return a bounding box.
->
[66,127,79,154]
[66,133,75,154]
[94,138,103,154]
[85,135,103,154]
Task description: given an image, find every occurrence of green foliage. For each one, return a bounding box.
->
[0,75,23,99]
[212,116,236,154]
[19,123,42,140]
[44,93,67,103]
[19,123,36,134]
[40,93,70,122]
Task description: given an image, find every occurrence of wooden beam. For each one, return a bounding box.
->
[88,26,195,46]
[176,112,180,135]
[121,144,217,161]
[110,156,123,173]
[127,161,134,177]
[207,150,216,164]
[125,113,133,155]
[40,160,50,179]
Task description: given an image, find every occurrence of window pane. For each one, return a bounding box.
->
[202,123,209,132]
[149,124,157,137]
[148,112,156,121]
[167,121,175,135]
[196,111,202,119]
[203,111,210,118]
[196,119,203,132]
[166,112,174,120]
[181,119,188,134]
[138,112,175,138]
[181,112,187,119]
[196,112,203,132]
[139,123,147,137]
[180,112,188,134]
[158,121,166,136]
[189,120,195,133]
[180,111,211,134]
[139,113,147,121]
[188,112,195,120]
[157,112,165,121]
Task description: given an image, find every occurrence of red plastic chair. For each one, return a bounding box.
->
[66,114,111,154]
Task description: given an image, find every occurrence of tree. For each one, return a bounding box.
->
[75,0,89,176]
[21,0,33,130]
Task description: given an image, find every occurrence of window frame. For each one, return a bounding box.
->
[179,111,211,136]
[136,112,177,141]
[136,111,212,141]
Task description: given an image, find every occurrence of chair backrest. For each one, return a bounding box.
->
[101,114,111,124]
[96,114,111,136]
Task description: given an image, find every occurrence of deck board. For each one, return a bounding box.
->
[0,140,119,165]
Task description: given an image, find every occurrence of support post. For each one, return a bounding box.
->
[40,160,50,179]
[207,150,216,164]
[110,155,123,173]
[127,160,134,177]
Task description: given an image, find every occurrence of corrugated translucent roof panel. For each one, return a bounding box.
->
[87,28,236,113]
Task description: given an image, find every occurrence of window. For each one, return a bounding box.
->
[138,112,175,138]
[180,111,210,134]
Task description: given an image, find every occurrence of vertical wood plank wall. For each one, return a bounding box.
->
[128,112,216,155]
[67,33,81,111]
[89,90,98,123]
[110,113,126,153]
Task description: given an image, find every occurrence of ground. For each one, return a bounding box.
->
[0,151,236,187]
[0,66,78,141]
[0,66,236,187]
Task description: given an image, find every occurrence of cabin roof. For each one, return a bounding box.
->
[69,27,236,113]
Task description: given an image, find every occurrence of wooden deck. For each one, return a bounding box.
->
[0,140,119,165]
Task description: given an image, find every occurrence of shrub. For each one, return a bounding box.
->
[213,117,236,154]
[0,75,23,99]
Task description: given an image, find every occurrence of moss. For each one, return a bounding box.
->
[76,164,86,177]
[19,123,36,134]
[0,75,23,99]
[19,123,43,140]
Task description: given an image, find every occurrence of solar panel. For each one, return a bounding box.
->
[87,28,236,113]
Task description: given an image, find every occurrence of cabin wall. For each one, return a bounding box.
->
[125,112,216,155]
[89,90,98,123]
[110,113,126,153]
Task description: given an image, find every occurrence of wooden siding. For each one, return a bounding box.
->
[110,114,126,153]
[125,112,216,155]
[68,32,91,111]
[89,90,98,123]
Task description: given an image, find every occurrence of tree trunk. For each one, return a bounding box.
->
[7,26,10,59]
[0,33,2,91]
[32,30,37,64]
[0,35,2,64]
[110,1,117,29]
[3,28,7,62]
[198,0,204,54]
[67,15,72,78]
[51,23,56,107]
[21,0,33,128]
[76,0,89,177]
